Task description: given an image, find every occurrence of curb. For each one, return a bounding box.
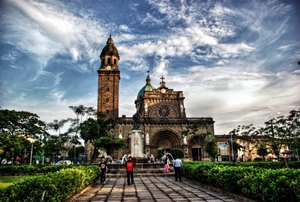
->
[65,178,100,202]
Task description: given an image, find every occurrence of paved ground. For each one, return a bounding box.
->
[72,176,250,202]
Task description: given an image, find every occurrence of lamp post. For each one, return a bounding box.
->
[27,138,35,165]
[230,130,235,162]
[282,146,290,168]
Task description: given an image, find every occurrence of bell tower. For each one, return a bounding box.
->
[97,35,120,119]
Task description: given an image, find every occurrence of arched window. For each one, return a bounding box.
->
[114,59,117,64]
[108,58,111,65]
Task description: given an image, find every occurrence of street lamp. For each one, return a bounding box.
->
[27,138,35,165]
[282,146,291,168]
[230,130,235,162]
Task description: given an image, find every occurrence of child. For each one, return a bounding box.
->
[99,157,107,184]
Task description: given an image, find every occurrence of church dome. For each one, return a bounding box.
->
[100,35,120,59]
[137,72,153,98]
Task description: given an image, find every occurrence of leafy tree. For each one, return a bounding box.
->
[0,109,48,164]
[257,142,268,160]
[286,109,300,160]
[79,115,120,161]
[43,135,62,162]
[80,118,100,142]
[204,135,218,161]
[0,109,47,138]
[228,129,244,161]
[47,119,68,136]
[94,136,124,156]
[262,109,300,161]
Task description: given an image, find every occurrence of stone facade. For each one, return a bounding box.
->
[97,35,120,120]
[98,36,214,160]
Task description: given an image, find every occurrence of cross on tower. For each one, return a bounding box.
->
[160,75,165,83]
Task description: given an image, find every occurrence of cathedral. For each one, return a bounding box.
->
[97,35,215,160]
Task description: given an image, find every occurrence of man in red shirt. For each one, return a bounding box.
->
[125,156,134,185]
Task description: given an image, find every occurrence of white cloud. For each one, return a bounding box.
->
[163,66,300,134]
[119,24,130,32]
[4,0,107,71]
[154,58,168,76]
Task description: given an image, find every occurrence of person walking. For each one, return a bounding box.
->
[173,157,182,182]
[125,156,134,185]
[164,157,170,173]
[99,157,108,184]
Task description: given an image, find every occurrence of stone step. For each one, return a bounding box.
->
[106,172,174,177]
[107,162,169,169]
[108,169,174,174]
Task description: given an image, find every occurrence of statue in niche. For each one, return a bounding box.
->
[145,133,149,145]
[183,136,187,144]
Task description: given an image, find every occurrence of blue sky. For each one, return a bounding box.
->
[0,0,299,134]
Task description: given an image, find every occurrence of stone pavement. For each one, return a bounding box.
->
[71,176,253,202]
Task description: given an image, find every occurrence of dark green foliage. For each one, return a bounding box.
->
[0,165,74,176]
[94,136,125,154]
[257,143,269,160]
[0,166,98,202]
[205,135,218,160]
[182,162,300,202]
[168,148,184,159]
[156,148,184,159]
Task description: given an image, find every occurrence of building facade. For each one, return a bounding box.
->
[98,36,215,160]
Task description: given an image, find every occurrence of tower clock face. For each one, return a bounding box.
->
[158,105,170,118]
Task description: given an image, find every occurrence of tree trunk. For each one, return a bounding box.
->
[85,140,94,163]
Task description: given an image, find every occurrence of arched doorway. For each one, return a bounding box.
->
[151,130,182,155]
[189,135,205,161]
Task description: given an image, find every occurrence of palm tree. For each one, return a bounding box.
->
[47,119,68,136]
[69,105,86,124]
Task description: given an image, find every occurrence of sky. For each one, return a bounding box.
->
[0,0,300,135]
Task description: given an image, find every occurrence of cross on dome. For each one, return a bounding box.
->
[159,74,167,88]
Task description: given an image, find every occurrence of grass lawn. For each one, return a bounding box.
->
[0,176,34,189]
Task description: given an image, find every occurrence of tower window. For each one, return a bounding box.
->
[102,59,104,65]
[106,87,109,92]
[108,58,111,65]
[114,59,117,64]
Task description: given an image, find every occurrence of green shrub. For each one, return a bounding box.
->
[234,161,300,169]
[168,148,184,159]
[0,166,98,202]
[183,162,300,202]
[0,165,74,176]
[238,168,300,202]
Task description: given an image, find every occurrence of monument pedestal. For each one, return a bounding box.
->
[129,130,145,158]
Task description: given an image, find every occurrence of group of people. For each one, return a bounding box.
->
[99,156,183,185]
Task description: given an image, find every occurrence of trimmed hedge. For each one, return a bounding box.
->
[226,161,300,169]
[0,165,74,175]
[183,162,300,202]
[0,166,98,202]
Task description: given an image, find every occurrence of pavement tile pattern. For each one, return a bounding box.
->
[72,176,246,202]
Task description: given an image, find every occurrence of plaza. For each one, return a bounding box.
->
[71,176,250,202]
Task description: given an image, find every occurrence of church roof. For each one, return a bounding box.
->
[100,35,120,59]
[137,72,153,98]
